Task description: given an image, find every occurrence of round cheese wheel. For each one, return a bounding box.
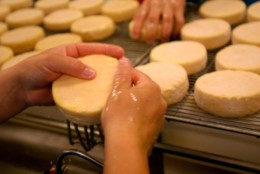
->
[232,21,260,46]
[0,0,32,11]
[0,26,45,54]
[69,0,104,16]
[128,20,161,41]
[35,33,82,51]
[199,0,246,26]
[0,46,13,68]
[136,62,189,105]
[5,8,44,28]
[247,1,260,22]
[216,44,260,74]
[71,15,115,41]
[52,55,119,125]
[181,18,231,50]
[194,70,260,118]
[0,22,8,36]
[101,0,139,23]
[44,9,83,31]
[35,0,69,15]
[0,5,10,21]
[150,41,207,75]
[1,51,39,70]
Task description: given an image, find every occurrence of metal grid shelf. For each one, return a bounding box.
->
[164,51,260,137]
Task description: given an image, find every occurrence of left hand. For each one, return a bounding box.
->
[16,43,125,107]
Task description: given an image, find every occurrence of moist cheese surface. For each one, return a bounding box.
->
[216,44,260,74]
[150,41,207,75]
[194,70,260,117]
[181,18,231,50]
[136,62,189,105]
[52,55,119,125]
[199,0,246,25]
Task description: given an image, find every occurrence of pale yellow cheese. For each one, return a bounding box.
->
[0,5,10,21]
[52,55,119,125]
[5,8,44,28]
[128,20,161,41]
[69,0,104,16]
[0,0,32,11]
[181,19,231,50]
[0,22,8,36]
[35,33,82,51]
[247,1,260,22]
[1,51,39,70]
[194,70,260,118]
[199,0,246,26]
[232,21,260,46]
[0,26,45,54]
[70,15,115,41]
[101,0,139,23]
[35,0,69,14]
[150,41,207,75]
[44,9,83,31]
[0,46,13,68]
[136,62,189,105]
[216,44,260,74]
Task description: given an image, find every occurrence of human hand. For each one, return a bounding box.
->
[102,58,166,173]
[132,0,186,44]
[102,58,167,155]
[15,43,124,107]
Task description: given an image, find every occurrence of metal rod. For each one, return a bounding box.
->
[74,124,89,151]
[56,150,103,174]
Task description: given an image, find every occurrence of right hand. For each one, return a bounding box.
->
[102,57,167,154]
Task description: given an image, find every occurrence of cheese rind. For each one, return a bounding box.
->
[69,0,104,16]
[128,20,161,41]
[150,41,207,75]
[52,55,119,125]
[215,44,260,74]
[35,33,82,51]
[199,0,246,25]
[0,0,33,11]
[0,5,10,21]
[1,51,39,70]
[35,0,69,14]
[0,26,45,54]
[136,62,189,105]
[71,15,115,41]
[0,46,13,68]
[247,1,260,22]
[194,70,260,117]
[181,19,231,50]
[101,0,139,23]
[232,21,260,46]
[0,22,8,36]
[44,9,83,31]
[5,8,44,28]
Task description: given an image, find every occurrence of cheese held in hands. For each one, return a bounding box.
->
[52,55,119,125]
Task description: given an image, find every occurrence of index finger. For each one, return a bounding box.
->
[112,57,133,92]
[49,43,125,59]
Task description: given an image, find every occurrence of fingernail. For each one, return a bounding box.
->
[82,68,96,79]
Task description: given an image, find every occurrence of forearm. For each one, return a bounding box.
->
[103,130,150,174]
[0,68,26,122]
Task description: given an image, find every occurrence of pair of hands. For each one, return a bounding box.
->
[1,43,166,158]
[132,0,186,44]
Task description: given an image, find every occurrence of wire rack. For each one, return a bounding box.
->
[164,51,260,138]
